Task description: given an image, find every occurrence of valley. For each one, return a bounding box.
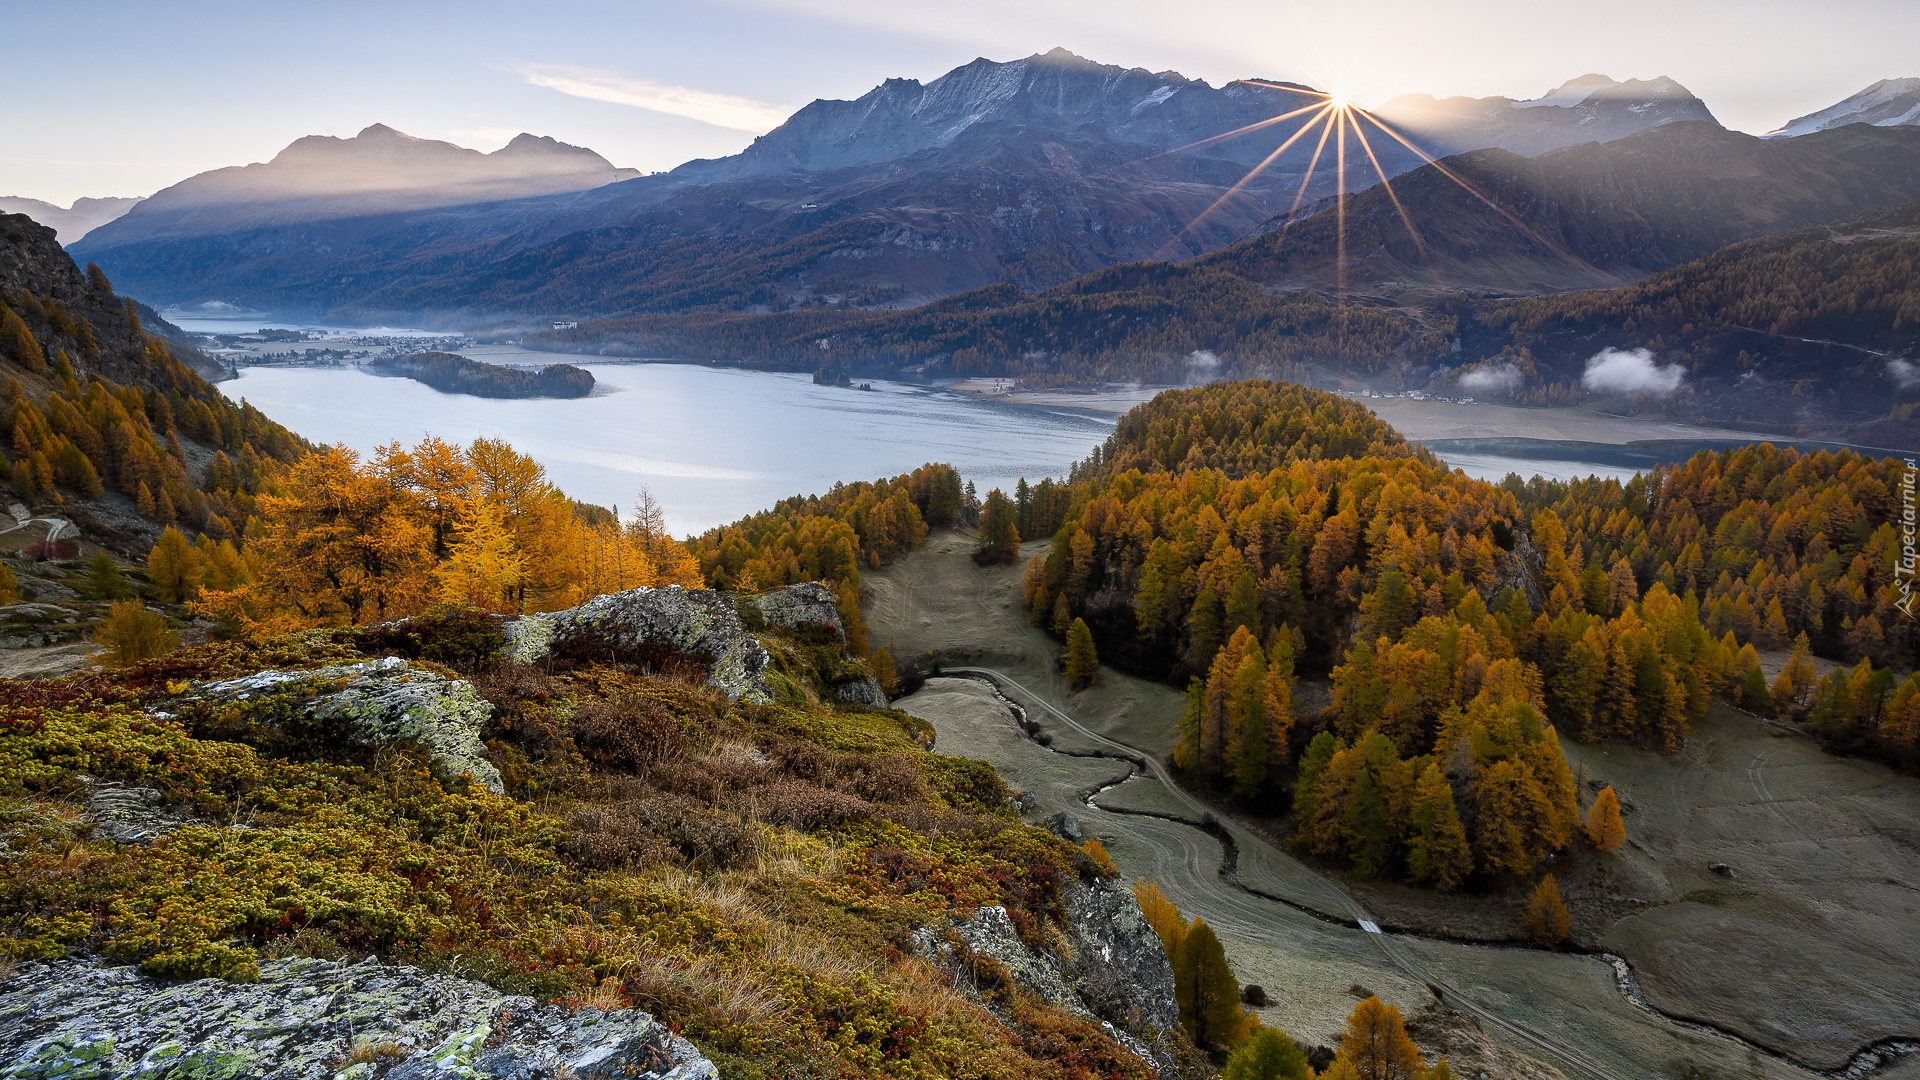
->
[866,530,1920,1079]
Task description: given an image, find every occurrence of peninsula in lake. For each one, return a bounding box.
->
[367,351,594,399]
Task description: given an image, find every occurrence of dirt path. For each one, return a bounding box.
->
[867,532,1891,1080]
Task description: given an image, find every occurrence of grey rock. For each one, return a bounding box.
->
[185,657,501,793]
[0,956,717,1080]
[917,878,1179,1071]
[501,582,883,707]
[835,676,888,707]
[743,581,844,635]
[1059,878,1180,1039]
[1043,812,1083,842]
[85,784,193,845]
[503,586,775,704]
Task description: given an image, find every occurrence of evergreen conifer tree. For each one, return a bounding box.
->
[975,488,1020,564]
[81,551,132,600]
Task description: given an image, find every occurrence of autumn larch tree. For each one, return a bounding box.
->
[1585,786,1626,853]
[1062,616,1099,688]
[1221,1026,1312,1080]
[145,525,205,604]
[1406,762,1471,890]
[974,487,1020,564]
[1171,918,1253,1057]
[1524,873,1573,945]
[1132,879,1188,954]
[1336,995,1425,1080]
[93,599,177,666]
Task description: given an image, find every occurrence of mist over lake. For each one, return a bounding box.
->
[228,361,1117,534]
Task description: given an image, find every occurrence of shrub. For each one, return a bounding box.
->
[756,780,873,829]
[571,694,688,771]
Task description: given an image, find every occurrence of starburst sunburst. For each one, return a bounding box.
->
[1158,81,1597,298]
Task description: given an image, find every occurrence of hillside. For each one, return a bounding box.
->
[73,52,1716,322]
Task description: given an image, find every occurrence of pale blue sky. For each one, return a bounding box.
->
[5,0,1914,204]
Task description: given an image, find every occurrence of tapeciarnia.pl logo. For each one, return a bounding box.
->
[1900,457,1920,622]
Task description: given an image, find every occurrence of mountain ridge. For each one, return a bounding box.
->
[74,50,1728,321]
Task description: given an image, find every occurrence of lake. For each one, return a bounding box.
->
[226,362,1118,535]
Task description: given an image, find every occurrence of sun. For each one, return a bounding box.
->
[1325,90,1356,110]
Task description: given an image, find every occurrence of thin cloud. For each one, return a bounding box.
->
[506,62,790,133]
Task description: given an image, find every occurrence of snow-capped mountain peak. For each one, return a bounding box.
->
[1766,78,1920,138]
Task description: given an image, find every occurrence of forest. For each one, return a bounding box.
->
[1016,381,1914,887]
[367,351,595,398]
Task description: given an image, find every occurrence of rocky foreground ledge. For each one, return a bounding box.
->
[0,956,717,1079]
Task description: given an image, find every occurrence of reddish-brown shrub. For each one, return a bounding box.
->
[572,694,686,772]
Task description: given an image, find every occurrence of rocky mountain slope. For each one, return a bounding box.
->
[0,196,145,245]
[72,50,1721,321]
[1766,77,1920,138]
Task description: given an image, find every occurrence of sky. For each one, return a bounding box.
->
[4,0,1915,205]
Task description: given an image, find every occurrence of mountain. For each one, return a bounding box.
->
[1379,73,1718,157]
[0,196,145,244]
[83,124,641,246]
[73,51,1723,322]
[1767,78,1920,138]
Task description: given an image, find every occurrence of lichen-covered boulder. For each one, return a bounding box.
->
[0,956,718,1079]
[744,581,844,635]
[184,657,502,793]
[503,586,774,703]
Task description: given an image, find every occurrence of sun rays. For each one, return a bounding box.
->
[1157,81,1598,292]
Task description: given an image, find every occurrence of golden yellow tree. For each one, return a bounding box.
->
[1585,786,1627,853]
[1336,996,1425,1080]
[434,499,528,612]
[93,600,178,666]
[145,525,204,603]
[1133,879,1189,954]
[1524,873,1573,945]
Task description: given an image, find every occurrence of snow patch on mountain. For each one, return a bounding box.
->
[1767,78,1920,138]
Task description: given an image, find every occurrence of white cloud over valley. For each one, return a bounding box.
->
[1582,347,1686,395]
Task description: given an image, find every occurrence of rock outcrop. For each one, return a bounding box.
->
[503,585,775,703]
[920,877,1180,1070]
[0,956,718,1079]
[502,582,885,707]
[182,656,501,793]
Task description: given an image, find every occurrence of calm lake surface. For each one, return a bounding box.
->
[228,363,1117,534]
